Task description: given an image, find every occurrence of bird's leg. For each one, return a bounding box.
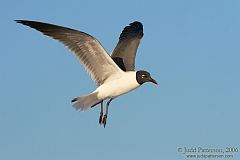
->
[99,100,103,124]
[102,98,113,128]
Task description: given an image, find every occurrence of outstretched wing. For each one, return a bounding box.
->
[16,20,123,86]
[111,21,143,71]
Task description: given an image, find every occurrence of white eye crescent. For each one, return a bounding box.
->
[141,74,147,78]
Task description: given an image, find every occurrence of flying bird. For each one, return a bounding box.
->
[16,20,157,127]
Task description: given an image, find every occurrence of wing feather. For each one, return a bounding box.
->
[111,21,144,71]
[16,20,122,85]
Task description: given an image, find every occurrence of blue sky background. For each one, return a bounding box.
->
[1,0,240,159]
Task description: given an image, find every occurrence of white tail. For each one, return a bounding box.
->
[72,92,100,111]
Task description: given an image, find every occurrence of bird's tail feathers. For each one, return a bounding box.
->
[72,92,100,111]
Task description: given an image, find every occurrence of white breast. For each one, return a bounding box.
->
[96,71,140,100]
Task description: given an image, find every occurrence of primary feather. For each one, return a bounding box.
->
[111,21,144,71]
[15,20,123,86]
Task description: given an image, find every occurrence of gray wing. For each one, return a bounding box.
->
[16,20,122,86]
[111,21,143,71]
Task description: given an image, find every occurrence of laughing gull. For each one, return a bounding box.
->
[16,20,157,127]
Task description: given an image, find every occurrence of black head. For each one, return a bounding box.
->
[136,70,157,85]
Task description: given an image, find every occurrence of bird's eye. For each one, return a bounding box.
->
[141,74,147,78]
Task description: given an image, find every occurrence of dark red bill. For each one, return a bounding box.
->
[150,78,158,85]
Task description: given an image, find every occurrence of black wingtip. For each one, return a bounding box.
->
[15,20,41,26]
[71,97,78,103]
[119,21,144,40]
[130,21,143,30]
[15,20,35,27]
[15,20,27,24]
